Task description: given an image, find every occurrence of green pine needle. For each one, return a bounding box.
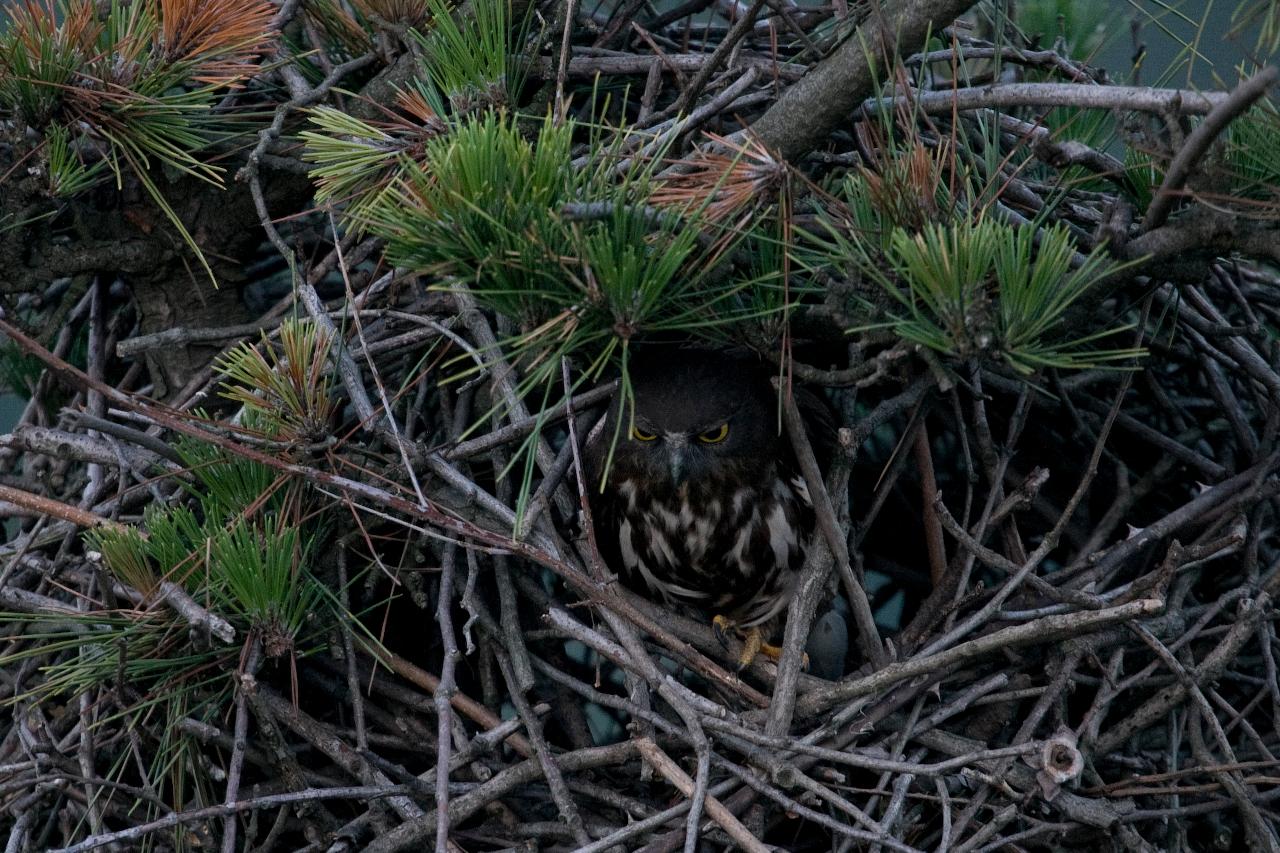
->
[1222,100,1280,206]
[174,430,283,521]
[212,516,319,655]
[867,217,1143,373]
[409,0,527,115]
[86,524,158,595]
[214,318,338,442]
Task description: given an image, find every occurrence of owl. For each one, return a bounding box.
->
[584,347,830,668]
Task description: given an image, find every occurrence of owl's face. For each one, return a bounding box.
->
[608,350,776,486]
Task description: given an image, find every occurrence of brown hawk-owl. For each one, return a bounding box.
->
[584,347,830,667]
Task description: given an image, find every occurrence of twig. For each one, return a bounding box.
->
[742,0,980,160]
[777,378,886,668]
[154,580,238,644]
[220,640,262,853]
[1095,593,1271,754]
[864,82,1230,122]
[555,0,581,119]
[432,544,462,851]
[362,741,640,853]
[0,483,119,530]
[49,786,416,853]
[356,637,534,758]
[444,382,618,459]
[913,418,947,587]
[794,598,1163,716]
[635,738,769,853]
[673,0,766,115]
[921,366,1134,656]
[497,651,592,847]
[1143,67,1280,231]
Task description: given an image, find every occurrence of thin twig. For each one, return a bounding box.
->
[635,738,769,853]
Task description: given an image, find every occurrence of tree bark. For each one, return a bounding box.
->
[745,0,979,161]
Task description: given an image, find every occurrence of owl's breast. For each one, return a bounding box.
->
[604,471,812,625]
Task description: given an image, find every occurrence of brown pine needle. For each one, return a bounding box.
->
[159,0,277,86]
[651,131,789,223]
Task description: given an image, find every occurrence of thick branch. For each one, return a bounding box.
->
[743,0,979,161]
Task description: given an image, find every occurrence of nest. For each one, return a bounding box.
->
[3,0,1280,851]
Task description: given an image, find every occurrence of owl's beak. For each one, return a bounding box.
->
[666,436,689,485]
[669,453,687,485]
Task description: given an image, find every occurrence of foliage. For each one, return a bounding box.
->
[0,604,233,832]
[59,490,322,830]
[651,132,792,225]
[1117,101,1280,214]
[2,323,336,836]
[86,470,319,662]
[371,111,577,316]
[793,122,972,292]
[86,520,159,593]
[173,427,286,519]
[1014,0,1120,59]
[1230,0,1280,56]
[41,123,109,197]
[0,0,278,281]
[836,139,965,247]
[850,216,1141,374]
[1221,100,1280,209]
[300,0,376,60]
[301,88,447,226]
[410,0,526,115]
[353,0,432,29]
[371,109,797,397]
[214,318,338,443]
[210,515,319,657]
[301,0,526,226]
[1123,146,1163,209]
[0,338,45,397]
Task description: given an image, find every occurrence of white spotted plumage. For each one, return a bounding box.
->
[583,347,832,642]
[610,471,810,628]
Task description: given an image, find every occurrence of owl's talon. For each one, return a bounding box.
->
[713,618,799,670]
[758,640,809,671]
[737,627,763,671]
[712,614,734,650]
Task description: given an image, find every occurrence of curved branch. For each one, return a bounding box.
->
[1143,66,1280,231]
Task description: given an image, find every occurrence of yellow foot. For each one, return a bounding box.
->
[712,614,735,649]
[711,616,808,671]
[759,637,809,670]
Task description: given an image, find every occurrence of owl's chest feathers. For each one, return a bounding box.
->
[610,466,811,622]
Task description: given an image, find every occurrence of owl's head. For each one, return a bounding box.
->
[606,348,777,486]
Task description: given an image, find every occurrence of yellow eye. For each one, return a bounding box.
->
[698,424,729,444]
[632,425,657,442]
